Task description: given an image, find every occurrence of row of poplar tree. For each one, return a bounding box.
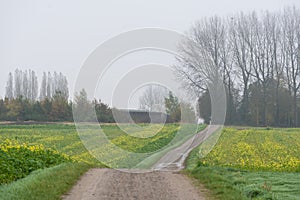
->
[5,69,69,101]
[1,69,114,122]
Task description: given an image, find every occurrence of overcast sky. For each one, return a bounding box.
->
[1,0,299,107]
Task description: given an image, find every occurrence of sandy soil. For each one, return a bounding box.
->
[63,168,207,200]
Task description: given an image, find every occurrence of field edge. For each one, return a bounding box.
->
[0,162,91,200]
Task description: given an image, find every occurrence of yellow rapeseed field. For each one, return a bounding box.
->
[198,128,300,172]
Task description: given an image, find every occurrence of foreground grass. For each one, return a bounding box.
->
[0,123,203,199]
[0,162,90,200]
[185,127,300,200]
[186,165,300,200]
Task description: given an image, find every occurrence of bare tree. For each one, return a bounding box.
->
[30,70,38,101]
[22,70,29,99]
[46,72,52,99]
[176,17,227,95]
[282,7,300,126]
[57,72,69,100]
[271,13,284,125]
[14,69,22,98]
[139,85,168,112]
[40,72,47,100]
[176,16,233,124]
[230,12,254,122]
[5,72,14,99]
[249,11,273,125]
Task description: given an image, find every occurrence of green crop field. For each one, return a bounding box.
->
[0,123,204,200]
[1,124,299,200]
[185,127,300,200]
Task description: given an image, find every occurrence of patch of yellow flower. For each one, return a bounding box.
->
[199,128,300,172]
[0,139,44,152]
[0,139,70,160]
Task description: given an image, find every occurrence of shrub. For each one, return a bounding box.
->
[0,139,72,184]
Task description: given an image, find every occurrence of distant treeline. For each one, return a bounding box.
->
[0,88,185,124]
[1,70,194,123]
[0,90,115,123]
[1,70,114,123]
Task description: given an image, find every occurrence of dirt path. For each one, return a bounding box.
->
[63,126,220,200]
[63,168,207,200]
[153,125,220,171]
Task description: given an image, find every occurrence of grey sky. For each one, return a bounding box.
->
[1,0,299,106]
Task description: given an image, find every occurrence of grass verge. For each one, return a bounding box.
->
[185,128,300,200]
[185,147,246,200]
[186,164,300,200]
[0,162,90,200]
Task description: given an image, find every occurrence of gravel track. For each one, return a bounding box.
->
[63,168,207,200]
